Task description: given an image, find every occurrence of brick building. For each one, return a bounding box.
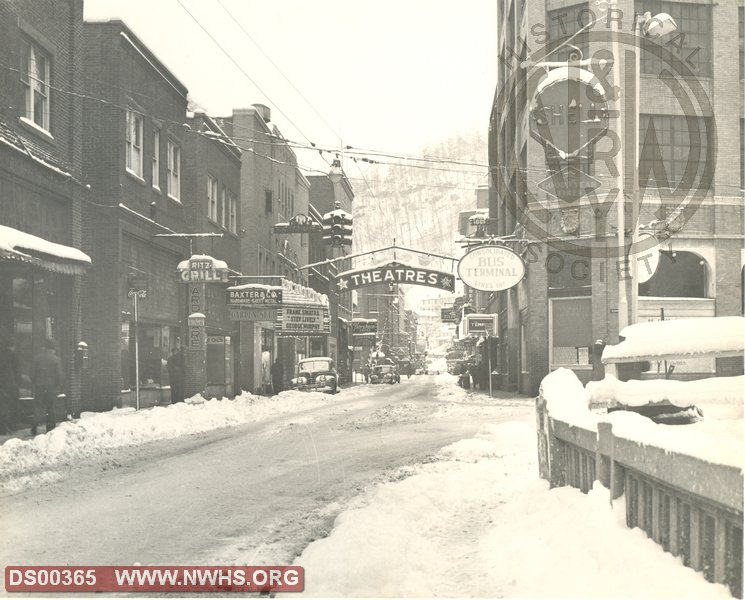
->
[0,0,90,422]
[218,106,312,394]
[490,0,744,395]
[308,172,355,379]
[181,110,242,398]
[81,20,195,410]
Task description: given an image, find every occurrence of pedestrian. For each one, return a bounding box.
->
[0,337,21,434]
[270,357,284,395]
[166,346,185,403]
[363,363,370,384]
[31,339,64,435]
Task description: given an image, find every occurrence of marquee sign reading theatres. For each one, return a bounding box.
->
[336,262,455,292]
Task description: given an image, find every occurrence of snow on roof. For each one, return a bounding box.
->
[322,208,352,220]
[282,279,329,306]
[587,374,745,408]
[0,224,91,264]
[602,316,745,363]
[226,283,283,292]
[176,254,229,271]
[352,318,377,323]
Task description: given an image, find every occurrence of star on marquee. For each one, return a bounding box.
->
[440,275,454,289]
[338,278,349,290]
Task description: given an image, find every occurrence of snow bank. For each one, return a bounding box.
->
[602,316,745,363]
[539,367,598,428]
[587,374,745,408]
[295,421,731,598]
[0,390,336,492]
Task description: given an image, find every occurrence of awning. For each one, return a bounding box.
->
[0,225,91,276]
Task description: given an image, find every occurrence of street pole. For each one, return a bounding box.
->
[133,291,140,411]
[611,0,628,332]
[487,336,493,398]
[630,15,643,326]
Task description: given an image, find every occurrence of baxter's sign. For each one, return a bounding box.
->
[227,287,282,306]
[457,246,525,292]
[337,262,455,292]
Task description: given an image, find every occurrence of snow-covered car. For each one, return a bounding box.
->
[370,364,400,384]
[290,357,338,394]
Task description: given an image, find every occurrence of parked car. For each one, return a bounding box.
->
[370,364,400,384]
[290,357,338,394]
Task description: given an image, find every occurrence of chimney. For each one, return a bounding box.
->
[252,103,271,123]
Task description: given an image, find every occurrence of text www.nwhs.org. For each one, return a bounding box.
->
[5,566,304,592]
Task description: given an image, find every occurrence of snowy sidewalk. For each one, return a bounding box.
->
[294,420,733,599]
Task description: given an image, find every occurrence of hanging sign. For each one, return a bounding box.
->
[337,262,455,292]
[227,286,282,307]
[273,214,322,234]
[465,314,498,336]
[352,320,377,336]
[228,307,278,322]
[178,257,230,283]
[457,246,525,292]
[441,307,457,323]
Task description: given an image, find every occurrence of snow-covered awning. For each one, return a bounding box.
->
[281,279,329,306]
[0,224,91,275]
[602,316,745,364]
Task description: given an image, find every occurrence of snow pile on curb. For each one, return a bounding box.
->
[0,390,336,492]
[294,421,732,599]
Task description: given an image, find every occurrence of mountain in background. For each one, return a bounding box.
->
[349,130,488,260]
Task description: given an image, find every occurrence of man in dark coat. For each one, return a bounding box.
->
[0,338,21,434]
[31,339,64,435]
[270,358,284,395]
[166,346,186,403]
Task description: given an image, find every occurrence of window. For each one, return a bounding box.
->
[167,141,180,200]
[152,129,160,189]
[639,250,707,298]
[265,190,273,214]
[221,187,227,228]
[20,38,50,131]
[636,1,712,77]
[549,297,592,367]
[639,114,713,190]
[207,176,218,221]
[547,3,590,63]
[125,110,144,177]
[229,192,237,234]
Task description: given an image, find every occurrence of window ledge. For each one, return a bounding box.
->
[152,185,162,194]
[19,117,54,142]
[125,169,147,185]
[167,194,182,204]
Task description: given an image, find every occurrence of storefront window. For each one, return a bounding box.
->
[0,268,69,397]
[550,297,592,367]
[123,321,176,388]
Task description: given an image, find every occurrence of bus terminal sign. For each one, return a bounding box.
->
[457,246,525,292]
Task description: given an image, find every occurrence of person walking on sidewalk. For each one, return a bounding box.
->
[270,357,284,395]
[31,339,64,435]
[0,337,21,434]
[167,346,186,404]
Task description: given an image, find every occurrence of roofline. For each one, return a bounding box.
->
[84,19,189,98]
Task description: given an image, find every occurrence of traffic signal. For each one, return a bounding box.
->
[322,209,353,246]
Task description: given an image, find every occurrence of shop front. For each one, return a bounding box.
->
[0,225,91,421]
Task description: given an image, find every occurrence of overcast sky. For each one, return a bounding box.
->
[84,0,497,173]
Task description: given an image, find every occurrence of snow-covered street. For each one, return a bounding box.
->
[0,374,736,598]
